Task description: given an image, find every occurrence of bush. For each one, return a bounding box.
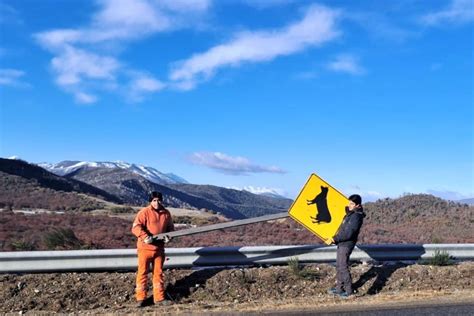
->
[288,257,302,277]
[431,235,443,243]
[428,250,453,266]
[237,269,256,285]
[43,228,83,250]
[287,257,320,280]
[110,206,134,214]
[10,239,36,251]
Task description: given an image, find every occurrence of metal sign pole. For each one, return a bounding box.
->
[153,212,289,240]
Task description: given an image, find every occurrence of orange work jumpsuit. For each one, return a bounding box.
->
[131,205,174,302]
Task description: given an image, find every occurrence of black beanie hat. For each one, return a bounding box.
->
[348,194,362,206]
[149,191,163,202]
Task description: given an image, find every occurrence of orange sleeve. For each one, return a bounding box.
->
[132,210,149,240]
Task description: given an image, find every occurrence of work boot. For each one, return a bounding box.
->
[337,292,353,299]
[154,299,173,306]
[327,287,342,295]
[136,300,147,308]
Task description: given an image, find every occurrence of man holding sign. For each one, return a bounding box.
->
[288,174,365,298]
[326,194,365,298]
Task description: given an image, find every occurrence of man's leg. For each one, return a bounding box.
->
[136,249,152,302]
[335,245,345,292]
[339,244,354,294]
[152,252,165,303]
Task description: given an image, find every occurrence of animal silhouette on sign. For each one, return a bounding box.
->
[307,186,332,224]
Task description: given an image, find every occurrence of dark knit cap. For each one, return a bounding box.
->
[348,194,362,205]
[149,191,163,202]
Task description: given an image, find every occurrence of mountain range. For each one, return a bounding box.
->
[458,198,474,205]
[1,158,292,219]
[38,160,188,185]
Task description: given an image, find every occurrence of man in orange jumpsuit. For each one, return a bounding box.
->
[132,191,174,307]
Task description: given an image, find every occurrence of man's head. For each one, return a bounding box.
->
[347,194,362,211]
[149,191,163,210]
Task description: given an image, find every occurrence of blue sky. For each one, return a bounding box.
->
[0,0,473,201]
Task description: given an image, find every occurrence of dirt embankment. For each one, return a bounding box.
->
[1,262,473,315]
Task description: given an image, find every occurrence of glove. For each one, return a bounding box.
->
[163,235,172,244]
[143,236,153,244]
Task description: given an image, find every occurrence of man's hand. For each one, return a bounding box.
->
[143,236,153,244]
[163,235,172,244]
[324,237,334,245]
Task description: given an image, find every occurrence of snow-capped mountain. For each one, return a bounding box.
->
[38,160,188,185]
[230,186,287,199]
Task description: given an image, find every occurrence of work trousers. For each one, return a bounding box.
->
[336,243,355,294]
[135,249,165,302]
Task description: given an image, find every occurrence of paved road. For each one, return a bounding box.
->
[216,302,474,316]
[279,303,474,315]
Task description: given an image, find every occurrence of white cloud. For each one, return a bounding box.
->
[51,47,120,86]
[159,0,211,12]
[131,75,165,92]
[367,190,383,197]
[35,0,211,104]
[362,191,384,202]
[91,0,171,41]
[345,185,384,202]
[128,73,166,101]
[420,0,474,26]
[36,0,211,50]
[35,29,84,50]
[326,54,365,75]
[75,92,97,104]
[0,68,27,87]
[346,11,416,43]
[293,70,318,80]
[426,189,473,201]
[188,151,286,175]
[170,4,340,88]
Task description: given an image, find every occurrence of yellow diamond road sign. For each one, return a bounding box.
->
[288,173,349,242]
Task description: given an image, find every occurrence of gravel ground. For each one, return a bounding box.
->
[1,262,473,315]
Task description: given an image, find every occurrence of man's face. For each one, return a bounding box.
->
[151,198,161,209]
[348,201,357,211]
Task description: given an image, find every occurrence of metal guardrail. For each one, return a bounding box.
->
[1,244,473,273]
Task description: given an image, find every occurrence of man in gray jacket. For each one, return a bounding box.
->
[325,194,365,298]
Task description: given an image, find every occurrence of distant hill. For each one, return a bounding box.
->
[168,183,293,218]
[361,194,473,243]
[66,166,292,219]
[0,158,122,211]
[2,193,473,251]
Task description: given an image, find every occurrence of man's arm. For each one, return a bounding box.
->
[333,214,363,244]
[131,211,150,242]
